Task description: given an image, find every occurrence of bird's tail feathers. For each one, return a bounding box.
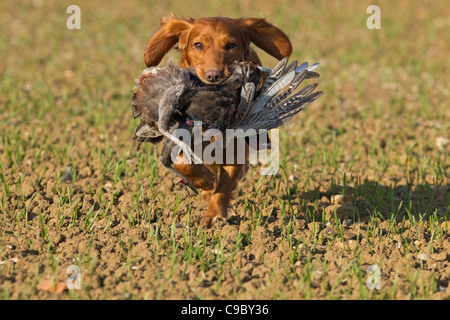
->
[237,58,323,132]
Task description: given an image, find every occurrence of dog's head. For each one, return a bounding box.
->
[144,14,292,84]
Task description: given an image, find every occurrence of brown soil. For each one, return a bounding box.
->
[1,123,448,299]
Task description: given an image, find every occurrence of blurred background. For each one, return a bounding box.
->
[1,0,449,193]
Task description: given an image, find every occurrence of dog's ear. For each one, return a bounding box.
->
[144,14,194,67]
[237,18,292,60]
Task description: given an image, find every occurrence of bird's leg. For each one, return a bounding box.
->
[166,165,199,196]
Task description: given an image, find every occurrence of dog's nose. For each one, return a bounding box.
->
[205,69,222,83]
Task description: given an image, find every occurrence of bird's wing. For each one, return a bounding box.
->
[140,58,322,165]
[248,58,297,115]
[231,59,323,136]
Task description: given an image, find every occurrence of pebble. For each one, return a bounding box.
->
[343,232,357,240]
[324,204,356,220]
[211,248,225,255]
[330,194,344,205]
[342,219,353,226]
[104,182,113,191]
[61,167,74,182]
[0,257,19,265]
[417,253,432,261]
[330,194,353,205]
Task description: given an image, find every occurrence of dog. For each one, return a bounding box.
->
[144,14,292,227]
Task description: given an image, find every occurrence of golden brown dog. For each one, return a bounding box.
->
[144,14,292,227]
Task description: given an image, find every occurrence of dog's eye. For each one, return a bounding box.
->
[194,42,204,50]
[225,43,236,50]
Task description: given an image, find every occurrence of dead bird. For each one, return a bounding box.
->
[131,57,322,194]
[131,60,260,194]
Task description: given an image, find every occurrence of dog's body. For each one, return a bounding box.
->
[144,14,292,227]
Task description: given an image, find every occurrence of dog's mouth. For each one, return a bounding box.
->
[202,78,227,85]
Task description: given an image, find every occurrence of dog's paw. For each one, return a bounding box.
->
[200,214,227,228]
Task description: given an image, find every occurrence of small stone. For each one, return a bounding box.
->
[343,232,357,240]
[0,257,19,265]
[331,194,354,205]
[324,204,356,221]
[417,253,432,261]
[331,194,345,205]
[5,244,16,250]
[61,167,74,182]
[342,219,353,226]
[104,182,113,190]
[435,136,448,151]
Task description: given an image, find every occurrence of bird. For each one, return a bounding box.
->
[131,60,260,194]
[131,57,323,194]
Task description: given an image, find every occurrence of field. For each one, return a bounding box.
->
[0,0,449,300]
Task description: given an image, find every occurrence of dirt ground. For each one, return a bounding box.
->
[0,0,449,300]
[1,141,448,300]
